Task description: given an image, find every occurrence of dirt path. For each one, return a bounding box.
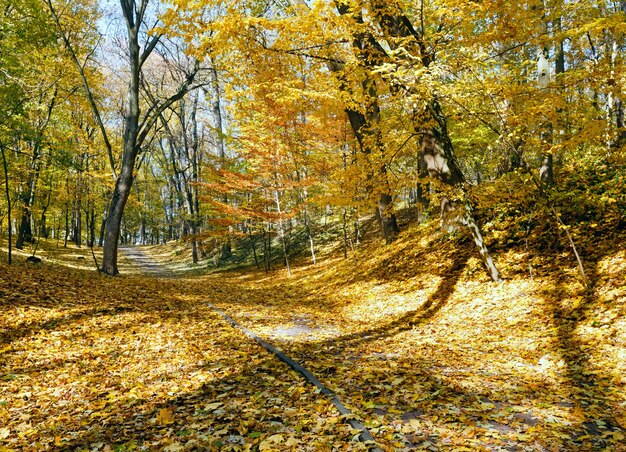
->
[119,246,170,277]
[119,247,340,340]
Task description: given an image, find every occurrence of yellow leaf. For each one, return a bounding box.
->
[259,434,284,450]
[156,407,174,425]
[284,436,298,446]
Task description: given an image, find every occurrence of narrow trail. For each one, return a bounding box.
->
[119,246,170,277]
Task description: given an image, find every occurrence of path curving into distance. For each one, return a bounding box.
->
[119,246,170,277]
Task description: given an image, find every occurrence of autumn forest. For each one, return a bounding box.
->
[1,0,626,450]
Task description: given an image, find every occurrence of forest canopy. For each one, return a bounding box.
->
[0,0,624,274]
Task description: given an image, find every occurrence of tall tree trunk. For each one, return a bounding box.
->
[614,1,626,149]
[306,220,316,265]
[98,202,108,247]
[16,150,39,249]
[64,201,69,248]
[329,3,399,243]
[185,189,198,264]
[1,144,12,264]
[167,192,174,241]
[264,223,272,272]
[48,0,200,275]
[102,162,135,275]
[74,186,82,247]
[190,94,201,263]
[101,1,145,274]
[15,87,57,249]
[540,153,554,186]
[209,64,232,260]
[376,193,399,245]
[420,102,502,282]
[247,222,260,269]
[15,206,33,249]
[89,203,95,247]
[359,1,501,280]
[617,98,626,148]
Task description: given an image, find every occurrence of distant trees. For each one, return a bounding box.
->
[47,0,205,275]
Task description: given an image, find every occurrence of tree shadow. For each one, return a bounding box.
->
[51,355,359,451]
[540,232,625,447]
[303,245,471,348]
[0,305,134,347]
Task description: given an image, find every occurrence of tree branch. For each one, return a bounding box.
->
[46,0,118,179]
[139,33,162,69]
[136,60,202,149]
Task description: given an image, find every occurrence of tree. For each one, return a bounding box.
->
[47,0,204,275]
[1,0,87,258]
[0,143,11,264]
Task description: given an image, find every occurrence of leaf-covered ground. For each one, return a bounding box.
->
[1,217,625,451]
[0,257,359,450]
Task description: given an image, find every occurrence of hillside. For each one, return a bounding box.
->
[1,184,625,450]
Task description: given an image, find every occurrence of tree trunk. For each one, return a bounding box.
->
[264,224,272,272]
[16,206,33,250]
[617,98,626,149]
[185,190,198,264]
[540,153,554,186]
[74,199,82,247]
[98,203,108,247]
[354,2,502,281]
[209,64,232,261]
[1,144,12,264]
[306,222,316,265]
[101,164,134,275]
[247,222,260,269]
[40,182,52,239]
[101,1,142,275]
[614,1,626,148]
[274,190,291,276]
[69,0,199,275]
[376,193,399,245]
[16,152,39,249]
[420,102,502,282]
[64,201,69,248]
[327,5,400,243]
[89,204,95,247]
